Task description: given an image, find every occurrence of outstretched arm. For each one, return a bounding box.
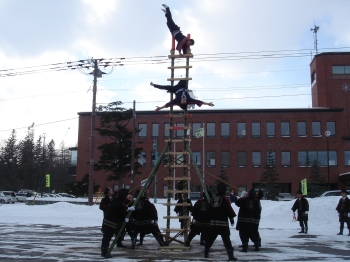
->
[202,102,214,107]
[155,105,167,111]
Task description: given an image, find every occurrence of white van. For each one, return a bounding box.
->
[318,190,349,197]
[1,191,17,203]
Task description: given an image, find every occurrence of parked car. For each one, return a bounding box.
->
[1,191,17,203]
[275,193,294,201]
[0,192,11,204]
[57,193,75,198]
[15,193,27,202]
[318,190,349,197]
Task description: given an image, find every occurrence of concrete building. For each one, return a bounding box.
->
[73,52,350,197]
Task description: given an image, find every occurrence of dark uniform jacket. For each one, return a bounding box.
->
[336,196,350,222]
[174,198,193,222]
[209,194,236,235]
[291,197,309,222]
[192,198,211,227]
[99,196,111,217]
[132,197,159,235]
[235,196,256,231]
[252,197,262,225]
[102,196,127,231]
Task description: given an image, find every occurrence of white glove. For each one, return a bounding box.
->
[304,211,308,214]
[127,206,135,212]
[192,219,196,223]
[125,218,129,223]
[348,213,350,217]
[152,220,158,225]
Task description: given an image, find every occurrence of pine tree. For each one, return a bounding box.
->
[260,146,280,200]
[95,101,143,185]
[308,160,327,197]
[215,163,229,187]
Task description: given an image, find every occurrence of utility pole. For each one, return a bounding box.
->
[130,100,136,191]
[153,138,158,203]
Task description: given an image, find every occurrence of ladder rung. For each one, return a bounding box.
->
[167,77,192,81]
[166,190,191,194]
[166,114,192,118]
[169,164,190,168]
[163,216,191,219]
[165,139,191,142]
[166,126,191,130]
[167,66,193,69]
[162,203,192,206]
[164,177,191,181]
[165,152,189,155]
[163,229,190,232]
[168,54,193,58]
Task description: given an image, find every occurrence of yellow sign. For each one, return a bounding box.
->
[46,174,50,187]
[301,178,307,195]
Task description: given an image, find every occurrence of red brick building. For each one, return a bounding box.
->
[74,52,350,196]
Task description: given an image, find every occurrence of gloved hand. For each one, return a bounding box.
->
[192,219,196,223]
[125,218,129,223]
[150,82,154,86]
[127,206,135,212]
[304,211,308,215]
[348,213,350,217]
[152,220,158,225]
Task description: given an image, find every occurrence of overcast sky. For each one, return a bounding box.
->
[1,0,350,148]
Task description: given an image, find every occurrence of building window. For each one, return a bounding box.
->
[281,151,291,167]
[192,152,201,166]
[298,151,337,167]
[345,151,350,166]
[206,152,216,167]
[237,123,246,138]
[221,123,229,137]
[151,151,156,167]
[164,123,169,137]
[138,124,147,137]
[266,122,275,137]
[281,122,290,137]
[192,123,201,137]
[152,123,159,137]
[207,123,215,137]
[326,121,336,136]
[266,151,276,166]
[252,122,260,138]
[175,123,184,137]
[252,152,261,167]
[312,121,321,136]
[297,122,307,137]
[163,185,168,198]
[221,152,230,167]
[332,65,350,74]
[138,152,146,167]
[163,155,169,166]
[237,151,246,167]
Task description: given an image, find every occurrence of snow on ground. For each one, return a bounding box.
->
[0,196,349,261]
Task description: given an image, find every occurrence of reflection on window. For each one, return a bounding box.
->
[237,151,246,167]
[297,122,307,136]
[266,122,275,137]
[281,151,291,167]
[152,123,159,137]
[252,151,261,167]
[164,123,169,137]
[312,122,321,136]
[192,123,201,137]
[326,122,336,136]
[221,152,230,167]
[221,123,229,137]
[192,152,201,166]
[345,151,350,166]
[252,122,260,138]
[207,123,215,137]
[237,123,246,138]
[281,122,290,137]
[138,124,147,137]
[298,150,337,166]
[206,152,216,167]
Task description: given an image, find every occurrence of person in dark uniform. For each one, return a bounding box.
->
[100,188,129,258]
[235,188,260,252]
[252,189,264,247]
[131,192,165,249]
[99,187,113,217]
[204,183,237,261]
[161,4,195,55]
[336,189,350,235]
[174,194,193,234]
[184,191,212,247]
[291,190,309,234]
[150,81,214,111]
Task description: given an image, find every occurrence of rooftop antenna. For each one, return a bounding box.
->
[310,23,319,54]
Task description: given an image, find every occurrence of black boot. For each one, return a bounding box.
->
[227,249,237,261]
[348,229,350,236]
[298,228,304,233]
[204,249,209,258]
[117,240,127,248]
[254,242,260,251]
[305,227,308,234]
[337,227,343,235]
[239,244,248,253]
[130,236,137,249]
[258,238,261,247]
[101,246,112,258]
[155,235,166,247]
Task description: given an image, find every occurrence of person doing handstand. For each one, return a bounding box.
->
[161,4,194,55]
[150,80,214,111]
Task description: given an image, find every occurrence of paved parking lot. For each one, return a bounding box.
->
[0,223,349,261]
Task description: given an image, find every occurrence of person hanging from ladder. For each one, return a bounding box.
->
[161,4,194,55]
[150,80,214,111]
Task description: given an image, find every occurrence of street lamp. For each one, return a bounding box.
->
[325,130,331,190]
[153,139,158,203]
